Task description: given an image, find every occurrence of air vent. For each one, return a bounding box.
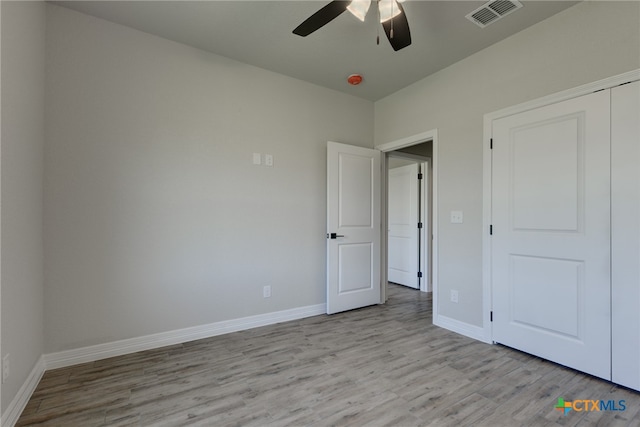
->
[466,0,523,28]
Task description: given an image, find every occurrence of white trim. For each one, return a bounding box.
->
[45,303,326,370]
[1,356,46,427]
[482,69,640,345]
[380,154,388,303]
[420,160,431,293]
[482,101,494,344]
[485,70,640,124]
[3,304,325,424]
[0,0,3,414]
[433,315,490,344]
[432,140,438,301]
[376,129,438,153]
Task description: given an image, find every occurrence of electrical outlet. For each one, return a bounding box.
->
[263,285,271,298]
[451,211,464,224]
[450,290,459,303]
[2,354,10,383]
[264,154,273,167]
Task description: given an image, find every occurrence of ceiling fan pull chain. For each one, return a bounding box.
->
[390,0,395,39]
[376,0,380,45]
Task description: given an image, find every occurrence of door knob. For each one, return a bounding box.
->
[327,233,345,239]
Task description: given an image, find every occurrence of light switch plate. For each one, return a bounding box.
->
[450,290,459,303]
[252,153,262,165]
[2,354,9,383]
[264,154,273,167]
[451,211,463,224]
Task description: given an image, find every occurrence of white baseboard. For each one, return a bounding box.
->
[45,303,326,370]
[2,303,324,425]
[2,356,46,427]
[434,314,492,344]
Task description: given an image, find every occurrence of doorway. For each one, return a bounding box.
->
[387,153,431,291]
[375,129,438,307]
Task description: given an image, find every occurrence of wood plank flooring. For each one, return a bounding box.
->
[17,284,640,426]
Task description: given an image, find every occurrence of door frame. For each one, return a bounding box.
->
[375,129,438,306]
[483,69,640,344]
[420,159,431,293]
[0,1,3,411]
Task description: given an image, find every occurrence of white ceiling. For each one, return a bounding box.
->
[53,1,579,101]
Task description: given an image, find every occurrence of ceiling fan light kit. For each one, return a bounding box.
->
[346,0,371,22]
[347,0,402,23]
[378,0,402,23]
[293,0,412,51]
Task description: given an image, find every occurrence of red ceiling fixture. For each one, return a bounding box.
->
[347,74,363,85]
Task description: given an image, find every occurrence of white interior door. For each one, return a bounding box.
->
[388,163,419,288]
[611,80,640,390]
[491,90,611,380]
[327,141,381,314]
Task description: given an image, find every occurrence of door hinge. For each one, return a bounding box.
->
[490,311,493,322]
[418,222,423,229]
[489,225,493,235]
[418,173,423,180]
[418,271,423,278]
[490,138,493,149]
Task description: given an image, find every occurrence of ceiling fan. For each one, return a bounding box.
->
[293,0,412,51]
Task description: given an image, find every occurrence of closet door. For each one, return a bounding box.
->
[492,90,611,380]
[612,80,640,391]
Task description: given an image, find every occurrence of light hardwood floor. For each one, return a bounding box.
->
[17,284,640,426]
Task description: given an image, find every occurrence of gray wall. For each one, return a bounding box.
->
[3,0,640,418]
[1,1,46,414]
[374,1,640,327]
[44,5,374,353]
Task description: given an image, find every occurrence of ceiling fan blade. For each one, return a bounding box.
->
[381,2,411,51]
[293,1,350,37]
